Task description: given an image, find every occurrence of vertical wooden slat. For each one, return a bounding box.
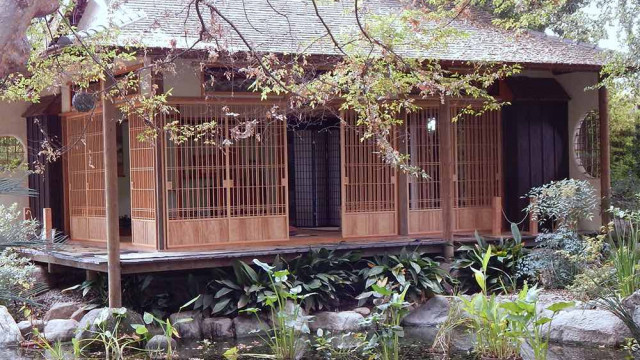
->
[599,80,610,225]
[440,99,454,259]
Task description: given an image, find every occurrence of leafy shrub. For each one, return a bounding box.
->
[356,248,449,304]
[608,208,640,297]
[452,224,526,293]
[526,179,597,231]
[287,248,360,312]
[568,264,617,301]
[0,249,36,304]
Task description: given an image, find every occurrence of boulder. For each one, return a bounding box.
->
[145,334,177,359]
[44,302,84,322]
[70,307,89,322]
[402,295,450,327]
[17,319,44,337]
[202,317,234,338]
[44,319,79,343]
[233,315,269,338]
[623,290,640,311]
[309,311,364,332]
[169,311,202,340]
[0,306,23,346]
[352,307,371,317]
[75,307,144,341]
[548,309,631,346]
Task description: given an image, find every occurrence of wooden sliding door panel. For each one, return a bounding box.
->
[407,107,442,234]
[451,106,501,232]
[129,113,157,247]
[164,103,288,248]
[341,111,397,238]
[66,112,107,241]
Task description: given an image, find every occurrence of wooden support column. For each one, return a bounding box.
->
[397,116,409,236]
[101,76,122,308]
[599,79,611,225]
[491,197,502,236]
[440,99,455,260]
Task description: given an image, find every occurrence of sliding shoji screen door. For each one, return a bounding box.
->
[128,113,157,248]
[451,106,502,232]
[407,107,443,234]
[164,103,288,249]
[66,111,107,242]
[341,111,398,238]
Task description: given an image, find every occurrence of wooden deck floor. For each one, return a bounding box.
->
[24,232,534,274]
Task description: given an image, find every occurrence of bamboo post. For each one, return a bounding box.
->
[529,196,539,235]
[397,114,409,236]
[491,196,502,236]
[23,207,31,220]
[599,78,611,225]
[102,76,122,308]
[440,98,455,260]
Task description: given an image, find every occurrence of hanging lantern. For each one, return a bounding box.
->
[72,91,96,112]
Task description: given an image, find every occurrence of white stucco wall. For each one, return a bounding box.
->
[555,71,601,230]
[0,101,31,210]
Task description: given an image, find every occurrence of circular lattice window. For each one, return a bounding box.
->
[574,110,600,178]
[0,136,25,171]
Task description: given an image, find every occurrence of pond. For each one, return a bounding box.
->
[2,330,629,360]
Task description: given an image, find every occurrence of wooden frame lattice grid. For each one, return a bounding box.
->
[163,102,288,248]
[451,106,502,232]
[341,110,397,237]
[65,111,107,241]
[407,107,442,234]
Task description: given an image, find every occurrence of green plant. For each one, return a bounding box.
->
[357,248,448,305]
[75,308,144,359]
[362,281,411,360]
[194,258,285,316]
[568,264,617,301]
[288,248,360,312]
[32,328,66,360]
[430,297,468,355]
[608,208,640,297]
[0,248,37,304]
[453,224,526,293]
[132,312,188,359]
[240,259,312,360]
[313,329,371,359]
[526,179,597,232]
[64,274,109,307]
[123,275,170,318]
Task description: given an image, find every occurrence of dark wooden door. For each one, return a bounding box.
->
[502,101,569,230]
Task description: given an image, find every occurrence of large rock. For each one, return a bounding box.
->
[233,315,269,338]
[548,309,631,346]
[202,317,234,338]
[169,311,202,340]
[75,308,144,341]
[0,306,23,346]
[44,319,78,343]
[309,311,364,332]
[402,295,450,327]
[70,307,89,322]
[146,334,177,359]
[44,302,84,322]
[17,319,44,337]
[622,290,640,310]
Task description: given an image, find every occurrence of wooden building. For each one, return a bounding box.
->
[6,1,608,284]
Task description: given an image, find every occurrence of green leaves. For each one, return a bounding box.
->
[546,301,575,313]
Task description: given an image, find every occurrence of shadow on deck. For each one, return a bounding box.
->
[24,232,536,275]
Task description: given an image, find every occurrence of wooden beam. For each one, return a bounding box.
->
[599,80,611,225]
[491,197,502,236]
[101,76,122,307]
[43,208,52,249]
[440,98,455,260]
[529,196,539,235]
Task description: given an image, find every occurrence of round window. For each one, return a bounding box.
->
[574,110,600,178]
[0,136,25,171]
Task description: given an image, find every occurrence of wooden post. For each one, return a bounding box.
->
[529,196,539,235]
[102,76,122,308]
[491,197,502,236]
[23,207,31,221]
[599,79,611,225]
[43,208,53,247]
[397,115,409,236]
[440,98,455,260]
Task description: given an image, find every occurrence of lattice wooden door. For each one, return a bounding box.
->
[407,107,442,234]
[66,112,107,241]
[341,111,397,238]
[451,106,502,232]
[164,103,288,248]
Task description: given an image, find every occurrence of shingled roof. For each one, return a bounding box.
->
[97,0,604,69]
